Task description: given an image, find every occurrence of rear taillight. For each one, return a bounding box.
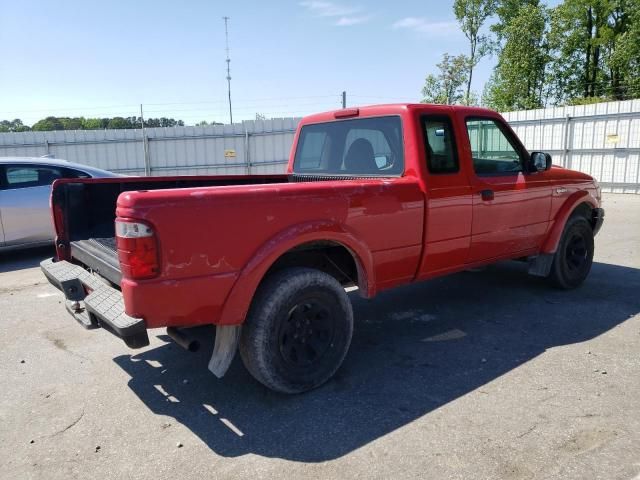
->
[115,219,160,279]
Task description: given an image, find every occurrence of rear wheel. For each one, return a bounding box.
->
[547,215,594,289]
[239,267,353,394]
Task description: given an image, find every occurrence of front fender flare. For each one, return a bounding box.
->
[217,220,374,326]
[541,190,598,254]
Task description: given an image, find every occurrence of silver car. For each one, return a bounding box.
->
[0,157,119,251]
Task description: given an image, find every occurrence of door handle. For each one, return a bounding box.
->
[480,189,494,201]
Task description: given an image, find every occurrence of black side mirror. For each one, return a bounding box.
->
[529,152,552,172]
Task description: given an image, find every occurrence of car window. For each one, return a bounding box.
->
[293,116,403,176]
[344,129,393,170]
[423,116,459,174]
[3,165,63,189]
[466,119,523,175]
[296,131,329,170]
[62,167,91,179]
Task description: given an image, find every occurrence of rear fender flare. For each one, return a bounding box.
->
[218,220,374,326]
[541,190,598,254]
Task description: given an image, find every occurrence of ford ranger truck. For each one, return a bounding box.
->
[41,104,604,394]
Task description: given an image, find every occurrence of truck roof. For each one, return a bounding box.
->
[301,103,500,124]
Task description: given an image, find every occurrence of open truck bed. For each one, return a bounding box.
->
[42,174,288,347]
[51,174,287,284]
[71,237,120,284]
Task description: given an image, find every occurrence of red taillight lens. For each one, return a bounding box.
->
[115,220,159,279]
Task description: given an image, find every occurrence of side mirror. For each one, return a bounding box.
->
[529,152,552,172]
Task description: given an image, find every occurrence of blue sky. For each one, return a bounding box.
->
[2,1,517,125]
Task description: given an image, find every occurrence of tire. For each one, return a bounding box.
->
[239,267,353,394]
[547,215,594,289]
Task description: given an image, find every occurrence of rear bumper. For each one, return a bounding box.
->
[593,208,605,236]
[40,258,149,348]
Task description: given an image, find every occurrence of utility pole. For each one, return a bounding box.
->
[342,91,346,109]
[223,16,233,124]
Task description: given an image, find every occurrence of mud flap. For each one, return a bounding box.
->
[528,253,555,277]
[207,325,241,378]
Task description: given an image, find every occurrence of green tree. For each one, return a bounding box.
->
[32,117,65,131]
[546,0,640,103]
[454,0,496,105]
[59,117,85,130]
[82,118,109,129]
[607,1,640,99]
[106,117,130,129]
[421,53,470,104]
[484,3,549,110]
[492,0,540,39]
[0,119,31,132]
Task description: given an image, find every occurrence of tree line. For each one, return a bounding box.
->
[423,0,640,110]
[0,116,189,133]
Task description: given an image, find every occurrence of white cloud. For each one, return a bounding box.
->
[300,1,359,17]
[300,1,371,26]
[335,15,371,26]
[392,17,459,34]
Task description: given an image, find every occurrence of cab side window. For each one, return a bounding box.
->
[62,167,91,179]
[466,119,523,175]
[422,116,459,174]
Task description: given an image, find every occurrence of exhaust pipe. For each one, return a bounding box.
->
[167,327,200,352]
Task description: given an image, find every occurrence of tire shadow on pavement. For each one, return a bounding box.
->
[113,260,640,462]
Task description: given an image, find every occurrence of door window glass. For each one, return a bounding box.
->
[423,116,459,174]
[4,165,62,189]
[466,119,522,175]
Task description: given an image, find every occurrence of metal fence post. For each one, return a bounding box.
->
[563,115,572,169]
[140,104,151,176]
[244,124,251,175]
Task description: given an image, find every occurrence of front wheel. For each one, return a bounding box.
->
[239,267,353,394]
[547,215,594,289]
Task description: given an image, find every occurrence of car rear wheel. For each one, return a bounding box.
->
[239,267,353,394]
[547,215,594,289]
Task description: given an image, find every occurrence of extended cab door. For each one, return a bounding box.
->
[462,117,552,262]
[417,112,473,277]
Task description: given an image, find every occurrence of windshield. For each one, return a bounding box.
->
[293,116,404,176]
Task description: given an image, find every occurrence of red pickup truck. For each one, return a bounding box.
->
[42,104,604,393]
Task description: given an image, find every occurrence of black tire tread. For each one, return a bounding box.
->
[239,267,353,394]
[547,215,594,289]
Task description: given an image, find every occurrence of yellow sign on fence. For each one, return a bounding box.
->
[224,149,236,158]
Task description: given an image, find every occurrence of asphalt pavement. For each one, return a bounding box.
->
[1,193,638,480]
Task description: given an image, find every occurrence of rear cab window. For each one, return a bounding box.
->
[293,116,404,176]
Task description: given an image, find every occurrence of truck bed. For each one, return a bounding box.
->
[52,174,288,287]
[70,237,120,285]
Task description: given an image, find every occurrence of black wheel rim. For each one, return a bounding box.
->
[278,298,335,367]
[565,232,588,272]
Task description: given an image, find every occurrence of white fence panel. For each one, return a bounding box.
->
[0,117,301,177]
[1,100,639,192]
[504,99,640,193]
